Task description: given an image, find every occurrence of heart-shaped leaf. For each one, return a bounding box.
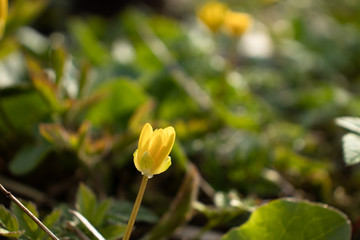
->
[221,199,351,240]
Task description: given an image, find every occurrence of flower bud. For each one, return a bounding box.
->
[223,11,251,37]
[197,2,228,33]
[133,123,175,178]
[0,0,7,39]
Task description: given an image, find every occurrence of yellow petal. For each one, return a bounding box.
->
[137,123,153,159]
[133,149,141,172]
[139,151,154,178]
[153,127,175,169]
[153,156,172,175]
[149,129,163,161]
[138,123,153,149]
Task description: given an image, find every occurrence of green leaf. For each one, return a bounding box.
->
[214,103,259,131]
[0,91,50,134]
[93,199,113,227]
[76,183,97,224]
[39,123,72,148]
[9,143,52,175]
[342,133,360,166]
[0,38,19,60]
[0,227,24,238]
[73,185,130,239]
[42,209,61,230]
[51,46,67,85]
[0,205,19,231]
[336,117,360,135]
[77,62,91,98]
[67,18,110,66]
[86,79,147,128]
[35,209,62,239]
[9,201,61,239]
[0,205,25,238]
[26,56,63,112]
[6,0,49,33]
[221,199,351,240]
[108,201,158,224]
[11,200,40,239]
[99,224,126,240]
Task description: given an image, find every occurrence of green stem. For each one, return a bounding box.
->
[122,175,149,240]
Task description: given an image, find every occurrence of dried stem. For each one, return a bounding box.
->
[0,184,59,240]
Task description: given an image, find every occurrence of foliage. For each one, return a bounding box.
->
[0,0,360,238]
[0,183,157,239]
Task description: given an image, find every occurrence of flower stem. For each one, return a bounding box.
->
[123,175,149,240]
[0,184,59,240]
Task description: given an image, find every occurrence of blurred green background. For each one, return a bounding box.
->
[1,0,360,239]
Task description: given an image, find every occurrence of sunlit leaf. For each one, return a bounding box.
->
[16,27,50,55]
[342,133,360,166]
[336,117,360,135]
[221,199,351,240]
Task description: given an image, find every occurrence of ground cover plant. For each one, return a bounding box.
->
[0,0,360,239]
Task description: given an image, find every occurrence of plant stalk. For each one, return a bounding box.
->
[0,184,59,240]
[122,175,149,240]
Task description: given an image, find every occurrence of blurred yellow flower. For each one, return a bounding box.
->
[0,0,7,38]
[223,11,251,36]
[197,2,228,33]
[133,123,175,178]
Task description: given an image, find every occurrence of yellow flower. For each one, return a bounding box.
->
[197,2,228,33]
[133,123,175,178]
[0,0,7,39]
[223,11,251,37]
